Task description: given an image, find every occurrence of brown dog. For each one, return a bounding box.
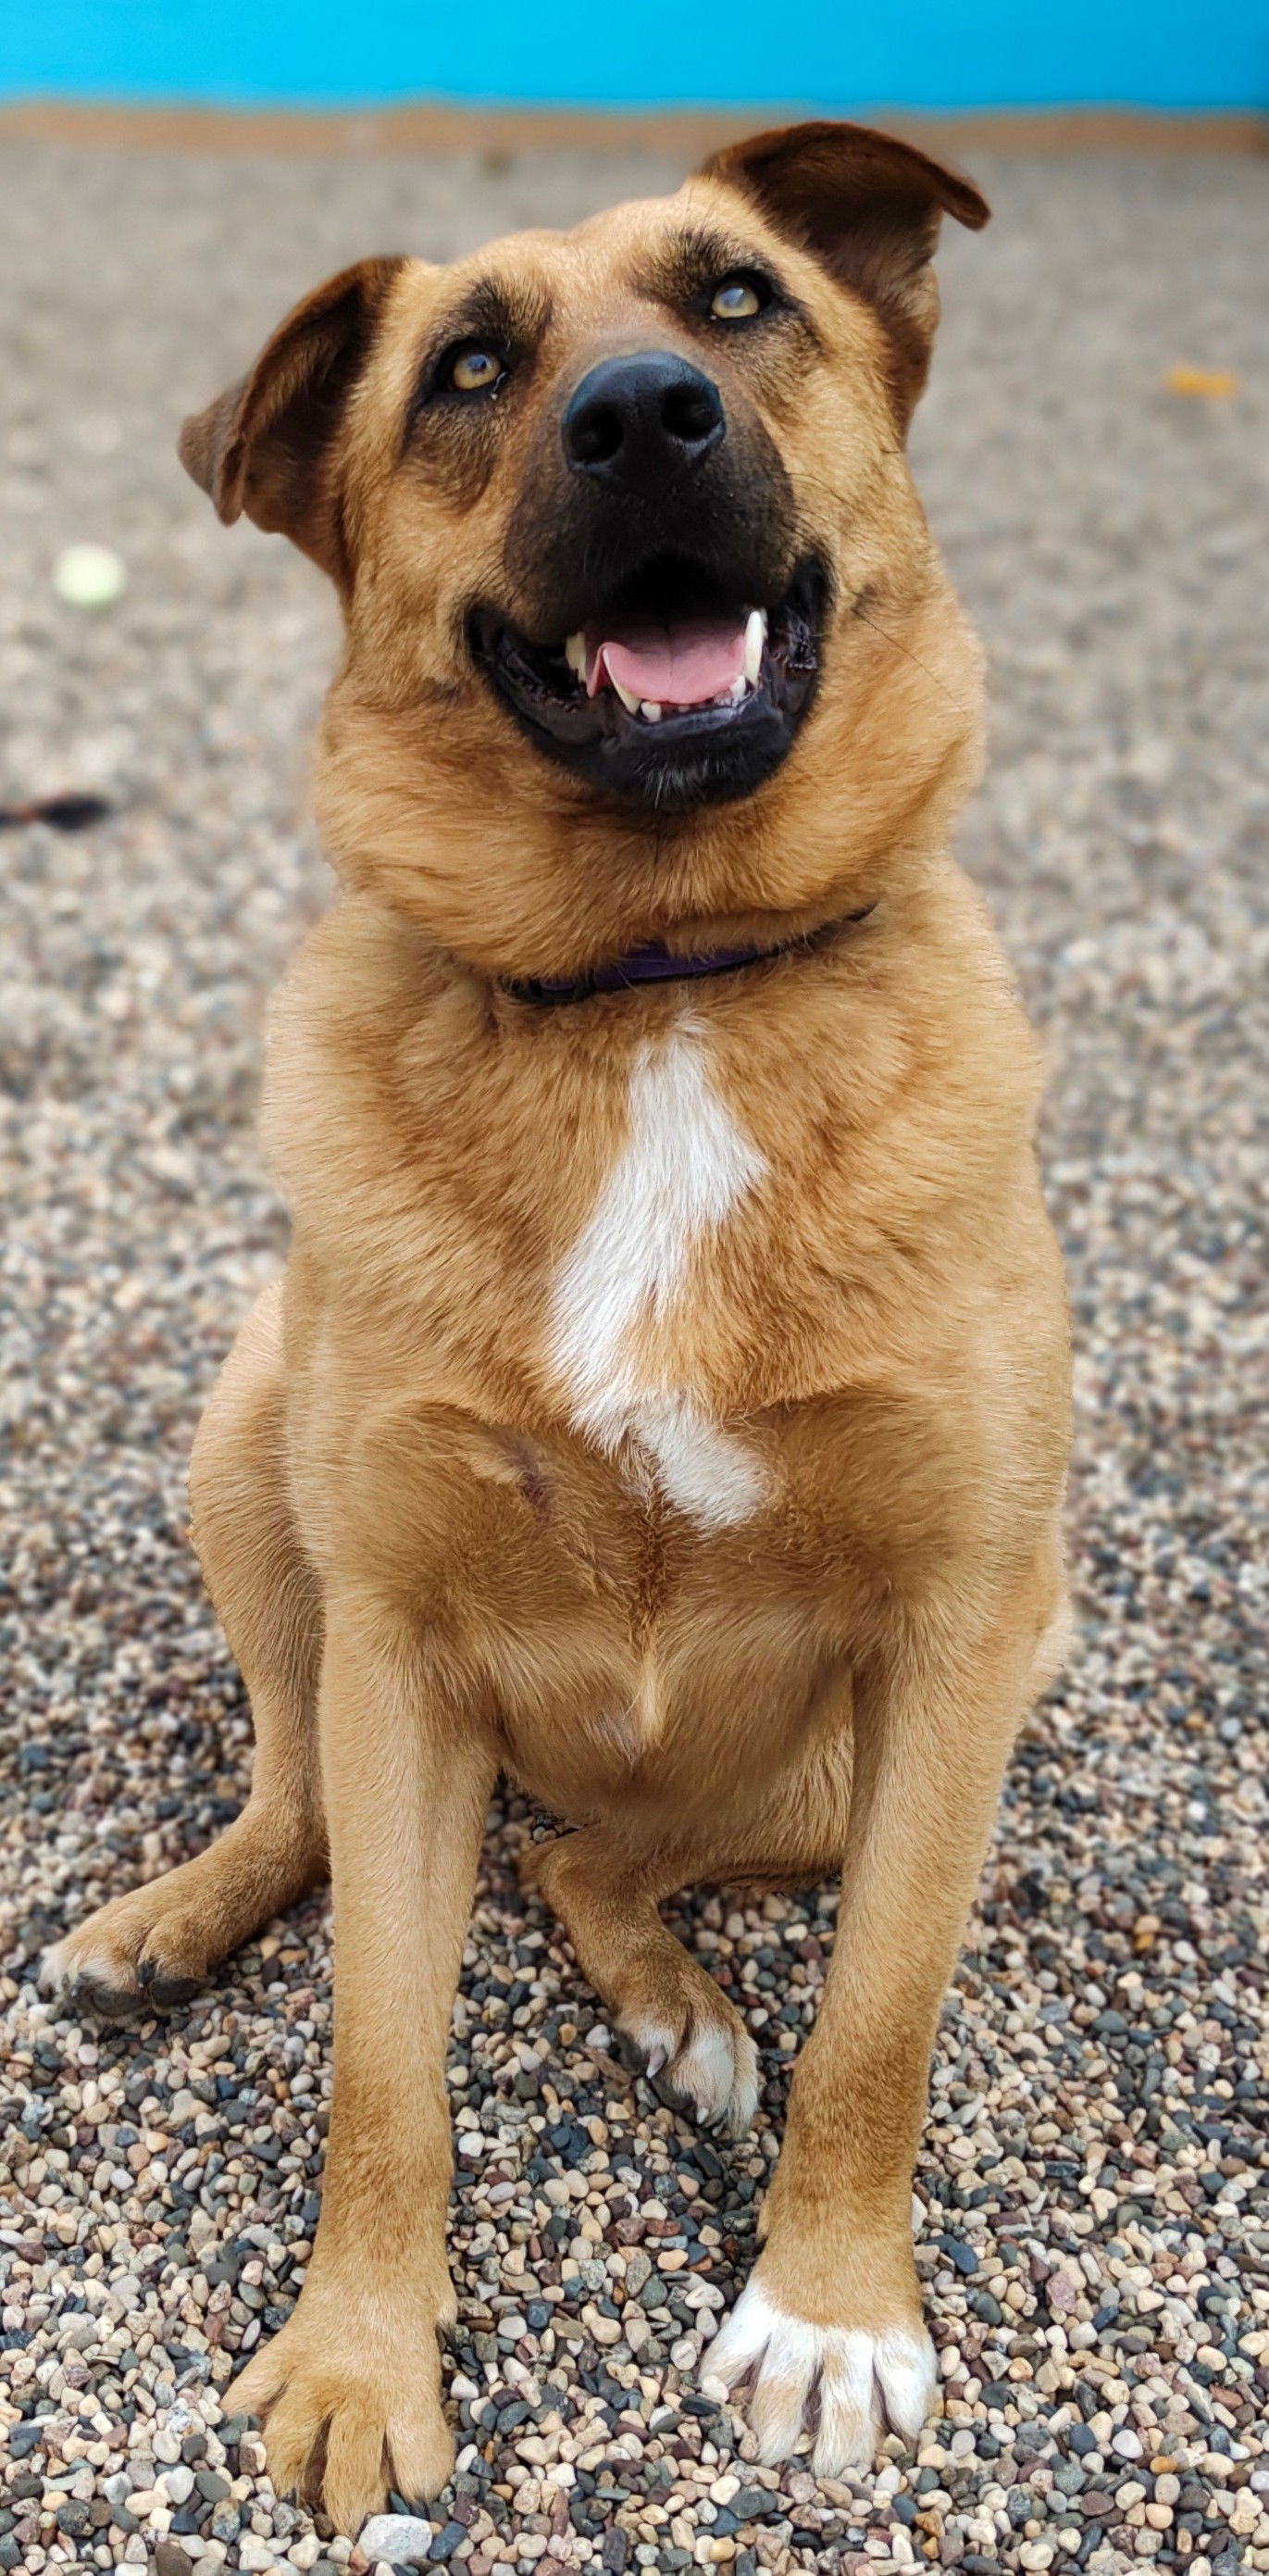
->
[44,121,1071,2528]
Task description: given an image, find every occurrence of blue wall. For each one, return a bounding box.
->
[1,0,1266,110]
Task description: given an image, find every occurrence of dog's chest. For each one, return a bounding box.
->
[546,1020,767,1531]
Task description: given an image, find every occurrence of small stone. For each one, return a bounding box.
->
[429,2524,468,2563]
[155,2546,196,2576]
[729,2489,776,2522]
[357,2516,435,2568]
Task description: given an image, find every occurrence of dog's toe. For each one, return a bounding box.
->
[137,1956,204,2008]
[40,1938,147,2020]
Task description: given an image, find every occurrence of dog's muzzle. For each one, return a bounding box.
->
[469,347,828,814]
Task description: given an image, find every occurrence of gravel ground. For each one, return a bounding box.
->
[2,137,1267,2576]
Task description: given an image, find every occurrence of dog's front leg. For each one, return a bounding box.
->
[704,1590,1055,2476]
[229,1586,496,2532]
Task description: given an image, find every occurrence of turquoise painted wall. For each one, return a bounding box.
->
[1,0,1266,110]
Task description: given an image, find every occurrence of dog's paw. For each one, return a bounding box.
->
[619,1997,760,2134]
[520,1827,761,2134]
[41,1891,209,2021]
[701,2275,937,2475]
[228,2274,456,2534]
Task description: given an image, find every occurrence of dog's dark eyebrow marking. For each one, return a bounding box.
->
[410,275,553,413]
[634,226,819,344]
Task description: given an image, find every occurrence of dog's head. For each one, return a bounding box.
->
[181,123,989,975]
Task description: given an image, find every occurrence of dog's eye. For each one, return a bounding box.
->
[445,344,505,395]
[709,273,767,322]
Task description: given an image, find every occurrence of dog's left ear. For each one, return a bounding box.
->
[179,255,405,582]
[696,120,989,425]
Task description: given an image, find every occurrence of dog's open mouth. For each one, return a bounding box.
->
[469,556,827,811]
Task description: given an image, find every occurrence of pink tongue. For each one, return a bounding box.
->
[591,617,747,707]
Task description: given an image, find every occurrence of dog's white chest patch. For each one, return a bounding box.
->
[549,1022,767,1529]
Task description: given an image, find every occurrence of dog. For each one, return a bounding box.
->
[44,120,1071,2529]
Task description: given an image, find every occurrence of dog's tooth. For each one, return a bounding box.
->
[743,607,766,685]
[564,631,588,682]
[728,674,747,701]
[610,674,641,716]
[641,701,663,723]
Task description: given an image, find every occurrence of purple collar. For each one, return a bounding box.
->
[500,907,873,1007]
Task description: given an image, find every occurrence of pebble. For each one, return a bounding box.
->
[2,132,1267,2576]
[356,2517,434,2566]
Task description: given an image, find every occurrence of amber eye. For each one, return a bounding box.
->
[447,344,504,394]
[709,274,765,321]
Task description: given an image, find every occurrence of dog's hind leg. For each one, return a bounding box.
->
[44,1277,326,2017]
[520,1742,852,2136]
[522,1827,762,2133]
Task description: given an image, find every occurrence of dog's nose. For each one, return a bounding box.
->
[562,353,725,481]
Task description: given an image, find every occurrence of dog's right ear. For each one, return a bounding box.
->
[179,256,404,583]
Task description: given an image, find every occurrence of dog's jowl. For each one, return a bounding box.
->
[44,122,1071,2526]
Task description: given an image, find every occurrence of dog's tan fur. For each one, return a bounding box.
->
[47,124,1070,2526]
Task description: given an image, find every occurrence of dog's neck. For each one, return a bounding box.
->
[498,906,874,1008]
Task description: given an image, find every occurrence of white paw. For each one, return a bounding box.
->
[702,2278,937,2474]
[621,2009,760,2134]
[39,1937,108,2001]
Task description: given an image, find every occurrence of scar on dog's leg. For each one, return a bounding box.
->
[43,1279,326,2017]
[705,1552,1069,2477]
[521,1743,852,2134]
